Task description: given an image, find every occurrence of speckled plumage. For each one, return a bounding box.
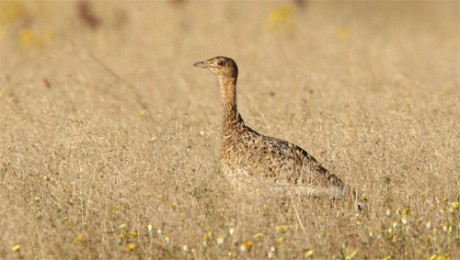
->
[194,56,347,198]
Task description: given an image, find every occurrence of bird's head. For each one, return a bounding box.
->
[193,56,238,78]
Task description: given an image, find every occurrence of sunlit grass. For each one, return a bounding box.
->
[0,1,458,259]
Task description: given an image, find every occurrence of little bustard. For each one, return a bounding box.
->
[194,56,349,198]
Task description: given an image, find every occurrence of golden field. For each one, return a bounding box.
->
[0,1,459,259]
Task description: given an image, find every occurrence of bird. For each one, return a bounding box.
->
[193,56,351,199]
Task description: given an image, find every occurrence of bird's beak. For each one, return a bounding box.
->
[193,60,209,68]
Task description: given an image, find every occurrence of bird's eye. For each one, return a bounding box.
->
[218,60,225,66]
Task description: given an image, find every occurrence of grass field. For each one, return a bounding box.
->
[1,1,459,259]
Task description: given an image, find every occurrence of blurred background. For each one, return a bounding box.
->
[1,1,458,103]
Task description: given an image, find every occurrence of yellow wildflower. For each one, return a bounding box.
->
[164,234,171,244]
[253,232,263,240]
[20,28,34,48]
[269,5,293,25]
[449,201,459,212]
[401,214,408,225]
[266,5,296,32]
[275,224,288,232]
[76,234,85,242]
[19,27,54,48]
[304,249,314,258]
[336,27,350,41]
[217,235,225,245]
[127,243,136,251]
[426,221,432,229]
[202,234,209,247]
[240,241,253,252]
[11,244,21,252]
[263,203,269,210]
[118,223,127,229]
[0,1,26,26]
[430,253,451,260]
[386,208,392,217]
[404,206,410,214]
[228,227,235,236]
[129,231,138,238]
[442,222,451,232]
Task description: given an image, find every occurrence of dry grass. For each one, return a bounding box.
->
[0,1,459,259]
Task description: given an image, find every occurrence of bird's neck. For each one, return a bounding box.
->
[219,75,243,129]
